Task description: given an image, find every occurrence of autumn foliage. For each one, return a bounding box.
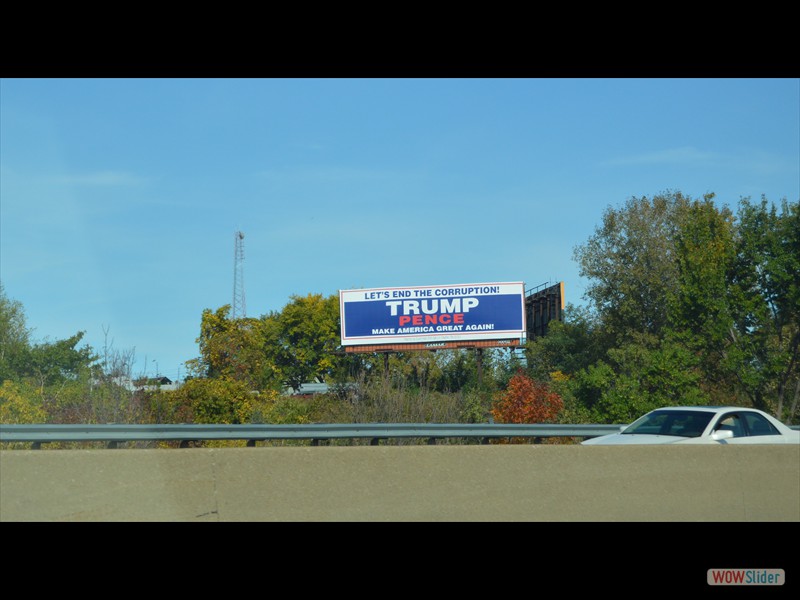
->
[491,370,563,424]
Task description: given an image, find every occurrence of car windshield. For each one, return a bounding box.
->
[622,410,715,438]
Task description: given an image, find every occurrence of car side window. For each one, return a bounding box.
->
[669,414,706,437]
[715,414,745,438]
[742,413,780,436]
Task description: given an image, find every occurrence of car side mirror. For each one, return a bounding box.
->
[712,430,733,441]
[619,425,627,433]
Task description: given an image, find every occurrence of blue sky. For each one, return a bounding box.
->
[1,78,798,382]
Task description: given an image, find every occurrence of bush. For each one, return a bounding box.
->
[491,370,563,424]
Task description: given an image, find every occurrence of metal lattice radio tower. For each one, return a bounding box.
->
[232,230,246,319]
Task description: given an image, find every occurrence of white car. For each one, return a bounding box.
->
[581,406,800,445]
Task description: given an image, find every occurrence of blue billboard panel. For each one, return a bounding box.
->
[340,282,526,346]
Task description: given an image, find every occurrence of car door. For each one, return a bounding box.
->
[710,412,750,444]
[711,411,787,444]
[739,411,791,444]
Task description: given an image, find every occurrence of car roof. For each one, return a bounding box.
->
[651,406,763,414]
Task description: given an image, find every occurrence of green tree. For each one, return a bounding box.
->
[587,333,707,423]
[669,195,739,402]
[0,379,46,424]
[186,305,275,390]
[570,191,799,423]
[524,304,603,382]
[727,197,800,420]
[672,195,737,335]
[438,349,484,393]
[570,191,701,421]
[262,293,341,392]
[391,349,445,393]
[0,284,32,383]
[522,306,603,423]
[168,377,259,424]
[25,332,99,392]
[0,286,141,424]
[573,191,690,344]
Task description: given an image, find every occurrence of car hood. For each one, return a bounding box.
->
[581,433,687,445]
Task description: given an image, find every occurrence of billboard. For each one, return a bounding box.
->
[340,282,526,352]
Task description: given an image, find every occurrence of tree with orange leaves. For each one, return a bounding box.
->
[491,370,563,424]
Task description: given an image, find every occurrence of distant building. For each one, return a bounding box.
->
[286,382,330,396]
[284,381,359,396]
[131,376,181,392]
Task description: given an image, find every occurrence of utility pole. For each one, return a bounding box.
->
[232,231,246,319]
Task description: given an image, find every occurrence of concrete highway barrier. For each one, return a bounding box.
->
[1,444,798,521]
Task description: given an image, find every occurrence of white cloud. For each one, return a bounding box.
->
[600,147,798,178]
[600,147,718,167]
[53,171,147,186]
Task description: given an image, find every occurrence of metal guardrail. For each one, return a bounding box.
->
[0,423,622,448]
